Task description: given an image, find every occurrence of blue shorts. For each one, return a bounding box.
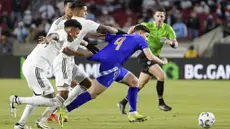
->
[96,63,129,87]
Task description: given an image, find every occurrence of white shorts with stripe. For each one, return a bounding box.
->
[22,59,54,96]
[53,55,88,91]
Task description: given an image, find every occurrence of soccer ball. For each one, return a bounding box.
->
[198,112,215,128]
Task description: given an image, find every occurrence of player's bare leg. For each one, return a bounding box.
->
[117,72,151,114]
[148,64,172,111]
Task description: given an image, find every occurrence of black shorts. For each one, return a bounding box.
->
[137,52,159,76]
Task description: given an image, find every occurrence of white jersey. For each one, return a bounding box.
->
[55,16,100,61]
[26,17,67,70]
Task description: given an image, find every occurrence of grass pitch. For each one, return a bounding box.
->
[0,79,230,129]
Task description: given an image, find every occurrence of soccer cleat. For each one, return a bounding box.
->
[35,120,53,129]
[117,102,127,115]
[48,114,58,123]
[14,123,24,129]
[10,95,19,118]
[128,112,149,122]
[58,105,67,127]
[14,123,32,129]
[159,104,172,111]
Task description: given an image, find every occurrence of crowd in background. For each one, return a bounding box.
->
[0,0,230,56]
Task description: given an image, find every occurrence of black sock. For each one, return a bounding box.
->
[156,81,165,105]
[120,88,142,105]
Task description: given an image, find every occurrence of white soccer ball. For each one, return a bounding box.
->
[198,112,215,128]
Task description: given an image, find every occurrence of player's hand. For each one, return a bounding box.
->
[86,44,100,54]
[62,47,76,56]
[161,57,168,65]
[38,36,50,44]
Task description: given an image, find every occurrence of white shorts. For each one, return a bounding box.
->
[53,56,88,91]
[22,60,54,96]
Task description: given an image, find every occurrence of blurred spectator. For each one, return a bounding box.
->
[39,0,55,20]
[122,17,132,32]
[205,15,216,33]
[172,18,188,38]
[86,7,96,21]
[181,0,192,9]
[13,22,28,43]
[26,24,38,43]
[11,0,22,22]
[166,9,176,26]
[184,45,199,58]
[223,16,230,37]
[23,10,32,28]
[0,34,12,55]
[200,1,210,14]
[98,9,117,27]
[142,0,155,12]
[139,9,154,23]
[187,12,200,39]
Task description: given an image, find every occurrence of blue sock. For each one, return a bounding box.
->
[66,91,91,112]
[128,87,138,112]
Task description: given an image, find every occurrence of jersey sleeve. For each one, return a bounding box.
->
[167,25,176,39]
[85,20,100,32]
[136,35,149,50]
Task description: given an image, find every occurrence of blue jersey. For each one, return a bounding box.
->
[87,33,149,66]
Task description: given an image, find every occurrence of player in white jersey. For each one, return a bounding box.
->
[34,1,127,127]
[10,1,77,129]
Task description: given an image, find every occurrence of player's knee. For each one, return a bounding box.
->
[58,90,69,100]
[156,72,166,81]
[89,92,101,99]
[79,78,92,89]
[130,77,139,88]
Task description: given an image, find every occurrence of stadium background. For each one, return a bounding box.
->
[0,0,230,129]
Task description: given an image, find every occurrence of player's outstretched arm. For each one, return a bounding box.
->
[143,48,168,65]
[62,46,93,57]
[96,24,126,34]
[37,33,59,44]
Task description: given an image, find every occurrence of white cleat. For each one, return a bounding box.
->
[10,95,19,118]
[35,120,53,129]
[14,123,32,129]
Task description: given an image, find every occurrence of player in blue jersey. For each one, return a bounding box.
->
[58,25,168,123]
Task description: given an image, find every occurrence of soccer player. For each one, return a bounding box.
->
[11,1,77,129]
[10,19,84,129]
[58,25,168,125]
[117,7,178,114]
[34,1,127,127]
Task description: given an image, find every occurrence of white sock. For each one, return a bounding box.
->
[18,104,36,125]
[129,111,137,115]
[64,85,86,106]
[18,95,64,107]
[39,106,57,123]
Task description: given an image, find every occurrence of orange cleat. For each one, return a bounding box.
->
[48,113,58,123]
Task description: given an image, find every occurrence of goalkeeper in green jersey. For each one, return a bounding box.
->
[117,7,178,114]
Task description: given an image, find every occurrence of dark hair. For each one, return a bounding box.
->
[64,19,82,29]
[70,1,86,10]
[64,0,75,6]
[155,7,166,13]
[134,25,150,33]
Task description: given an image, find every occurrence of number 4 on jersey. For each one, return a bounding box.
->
[114,37,126,50]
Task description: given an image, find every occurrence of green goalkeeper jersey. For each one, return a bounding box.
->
[141,21,176,56]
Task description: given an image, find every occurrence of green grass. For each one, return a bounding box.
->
[1,79,230,129]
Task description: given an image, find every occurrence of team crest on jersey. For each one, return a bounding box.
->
[113,71,117,79]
